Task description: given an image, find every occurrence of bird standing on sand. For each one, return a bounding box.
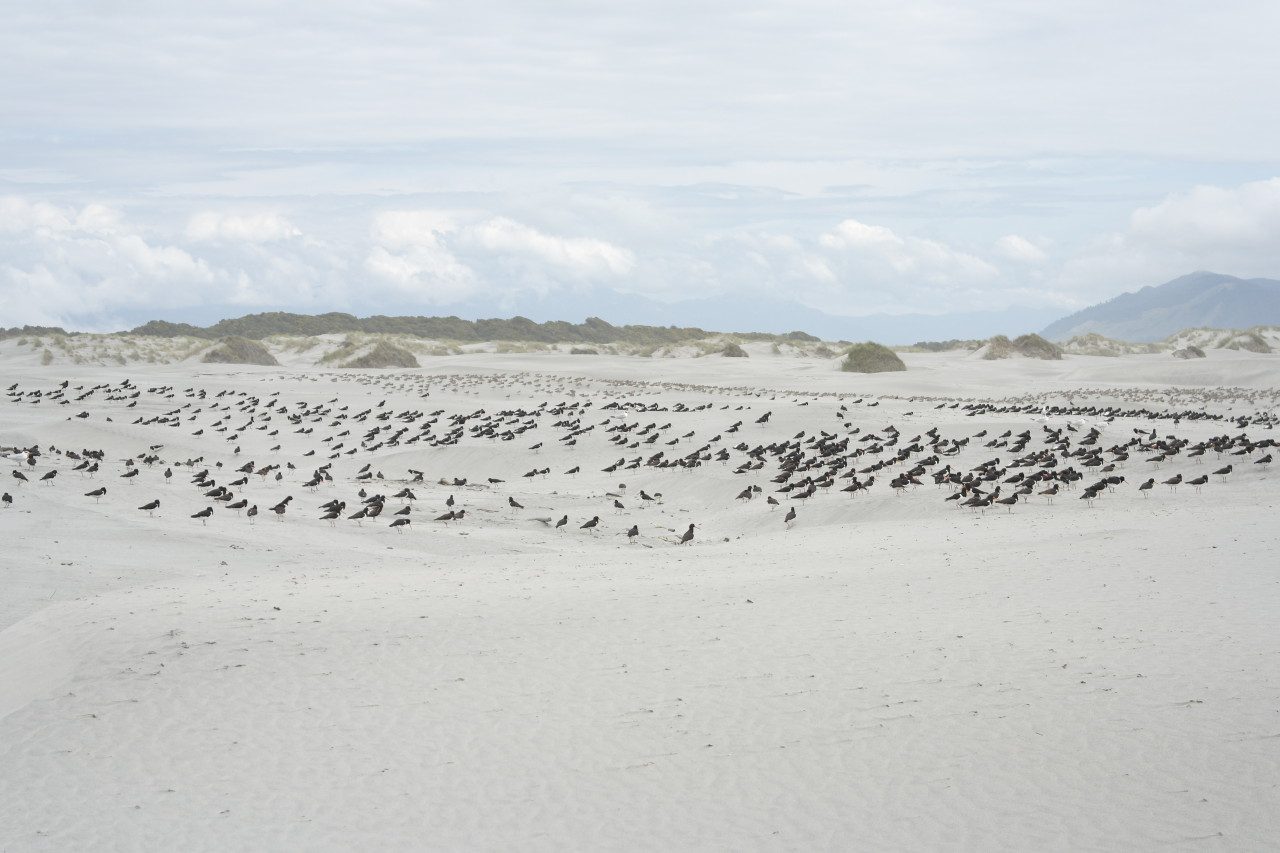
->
[784,507,797,528]
[679,523,696,545]
[192,506,213,525]
[626,524,639,543]
[85,486,107,502]
[581,516,600,534]
[390,517,411,533]
[138,499,160,517]
[247,505,258,524]
[40,470,57,485]
[555,515,568,531]
[2,492,11,508]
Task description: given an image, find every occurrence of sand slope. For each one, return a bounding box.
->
[2,351,1278,852]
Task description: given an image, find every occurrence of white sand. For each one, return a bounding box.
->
[2,350,1278,852]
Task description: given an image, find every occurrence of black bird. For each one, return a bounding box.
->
[2,492,12,507]
[390,518,411,533]
[508,496,524,511]
[120,468,139,484]
[1213,464,1233,481]
[555,515,568,531]
[784,507,797,528]
[626,524,639,543]
[192,506,214,525]
[1138,478,1155,497]
[138,499,160,517]
[613,499,625,514]
[271,496,293,520]
[678,523,696,545]
[11,470,28,485]
[995,493,1019,513]
[247,505,258,524]
[40,470,57,485]
[84,486,107,502]
[581,516,600,533]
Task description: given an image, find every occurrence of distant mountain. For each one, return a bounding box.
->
[1041,272,1280,342]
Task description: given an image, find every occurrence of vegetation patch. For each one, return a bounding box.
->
[341,341,420,369]
[720,342,748,357]
[982,333,1063,360]
[1172,345,1206,359]
[201,335,280,366]
[840,341,906,373]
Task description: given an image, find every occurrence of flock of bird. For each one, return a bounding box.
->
[4,372,1278,546]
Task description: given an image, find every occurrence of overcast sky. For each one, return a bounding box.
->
[3,0,1280,332]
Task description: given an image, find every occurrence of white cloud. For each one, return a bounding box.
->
[819,219,997,283]
[1054,178,1280,305]
[186,211,301,243]
[994,234,1046,262]
[467,218,635,278]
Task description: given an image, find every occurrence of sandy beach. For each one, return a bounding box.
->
[2,349,1278,852]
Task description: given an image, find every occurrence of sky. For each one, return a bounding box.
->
[3,0,1280,335]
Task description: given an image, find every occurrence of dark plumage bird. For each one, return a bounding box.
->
[11,470,28,485]
[678,523,696,545]
[390,517,411,533]
[84,486,107,502]
[138,499,160,517]
[40,470,57,485]
[1163,473,1182,491]
[613,499,625,514]
[555,515,568,531]
[1,491,10,508]
[247,505,258,524]
[995,493,1019,513]
[508,496,524,511]
[1138,478,1155,497]
[626,524,639,543]
[1213,464,1233,481]
[784,507,797,528]
[271,496,293,520]
[580,515,600,533]
[192,506,214,525]
[120,468,139,484]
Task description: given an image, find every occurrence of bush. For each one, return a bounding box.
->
[982,333,1062,360]
[342,341,419,368]
[1172,345,1206,359]
[569,347,599,355]
[1013,333,1063,360]
[840,341,906,373]
[201,335,280,366]
[720,342,748,358]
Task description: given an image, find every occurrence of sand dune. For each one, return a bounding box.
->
[2,351,1278,852]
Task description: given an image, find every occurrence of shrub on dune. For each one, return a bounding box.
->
[840,341,905,373]
[201,335,279,366]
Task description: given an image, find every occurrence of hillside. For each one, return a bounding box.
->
[1041,271,1280,342]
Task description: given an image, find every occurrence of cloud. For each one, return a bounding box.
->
[186,211,301,243]
[994,234,1046,262]
[466,218,635,278]
[1054,178,1280,305]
